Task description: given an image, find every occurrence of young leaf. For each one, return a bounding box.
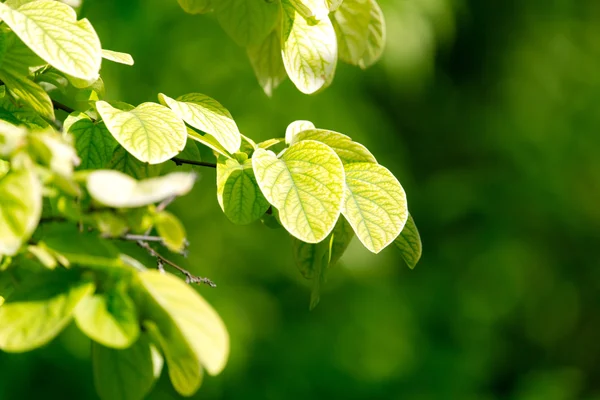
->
[96,101,187,164]
[0,0,102,80]
[247,30,287,97]
[101,49,134,66]
[159,93,241,154]
[288,0,329,22]
[252,140,345,243]
[138,271,229,376]
[107,146,163,179]
[64,112,118,170]
[358,0,385,69]
[215,0,280,47]
[293,129,376,164]
[177,0,212,14]
[326,0,344,11]
[216,157,270,225]
[0,270,94,352]
[143,320,203,396]
[342,162,408,253]
[87,170,196,208]
[285,119,315,145]
[394,213,421,269]
[92,335,158,400]
[75,286,140,349]
[187,127,232,159]
[281,0,338,94]
[332,0,371,65]
[0,168,42,256]
[154,211,187,253]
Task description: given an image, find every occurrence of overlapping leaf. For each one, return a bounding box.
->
[64,112,118,170]
[289,0,330,22]
[292,128,376,164]
[332,0,371,64]
[394,213,422,269]
[285,120,315,145]
[107,146,163,179]
[215,0,280,47]
[358,0,385,69]
[247,31,287,97]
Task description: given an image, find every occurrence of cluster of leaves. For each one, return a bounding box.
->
[177,0,386,95]
[0,0,420,398]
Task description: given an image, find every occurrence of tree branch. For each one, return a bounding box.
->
[171,157,216,168]
[52,99,76,115]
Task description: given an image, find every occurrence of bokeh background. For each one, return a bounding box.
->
[2,0,600,399]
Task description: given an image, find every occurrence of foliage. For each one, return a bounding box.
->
[0,0,421,398]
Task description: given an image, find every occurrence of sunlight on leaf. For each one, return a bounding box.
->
[394,213,422,269]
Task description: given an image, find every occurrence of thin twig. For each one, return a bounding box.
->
[52,99,76,115]
[171,157,216,168]
[121,234,164,242]
[136,241,216,287]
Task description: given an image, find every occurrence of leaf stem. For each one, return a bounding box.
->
[171,157,216,168]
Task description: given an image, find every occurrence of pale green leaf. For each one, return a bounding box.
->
[258,138,284,149]
[332,0,371,65]
[96,101,187,164]
[0,160,8,179]
[0,167,42,256]
[154,211,186,253]
[107,146,163,179]
[239,133,257,156]
[0,0,102,80]
[215,0,279,47]
[75,287,139,349]
[30,130,79,176]
[281,0,338,94]
[27,243,57,269]
[358,0,385,69]
[342,162,408,253]
[159,93,241,154]
[64,112,118,170]
[187,127,231,159]
[294,129,376,164]
[288,0,329,22]
[138,270,229,376]
[394,213,421,269]
[101,49,134,66]
[0,119,26,156]
[0,270,94,352]
[285,120,315,145]
[326,0,344,11]
[247,30,287,97]
[87,170,196,208]
[252,140,345,243]
[217,157,270,225]
[144,320,202,396]
[177,0,212,14]
[92,335,157,400]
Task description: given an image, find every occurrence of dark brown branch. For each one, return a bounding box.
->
[52,99,76,115]
[171,157,216,168]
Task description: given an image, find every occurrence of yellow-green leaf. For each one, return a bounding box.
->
[0,73,54,119]
[252,140,345,243]
[217,157,270,225]
[342,162,408,253]
[0,0,102,80]
[159,93,241,154]
[281,0,338,94]
[101,49,134,66]
[288,0,329,22]
[293,128,376,164]
[358,0,385,69]
[215,0,279,47]
[394,213,421,269]
[186,127,232,159]
[247,30,287,97]
[332,0,371,65]
[154,211,187,253]
[96,101,187,164]
[285,120,315,145]
[326,0,344,11]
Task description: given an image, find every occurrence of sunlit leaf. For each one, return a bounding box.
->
[293,128,376,164]
[186,127,231,159]
[332,0,371,65]
[281,0,338,94]
[285,119,315,145]
[159,93,241,154]
[326,0,344,11]
[0,270,94,352]
[252,140,345,243]
[215,0,279,47]
[357,0,385,69]
[87,170,196,208]
[64,111,118,170]
[288,0,329,22]
[217,157,270,225]
[96,101,187,164]
[342,162,408,253]
[394,213,421,269]
[101,49,134,66]
[0,119,26,156]
[154,211,186,253]
[0,0,102,80]
[0,73,53,120]
[247,30,287,97]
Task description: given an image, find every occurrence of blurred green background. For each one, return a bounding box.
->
[2,0,600,399]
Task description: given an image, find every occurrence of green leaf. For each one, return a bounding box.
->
[106,146,163,179]
[281,0,338,94]
[186,127,231,159]
[0,270,94,352]
[87,170,196,208]
[159,93,241,154]
[252,140,345,243]
[247,30,287,97]
[342,162,408,253]
[101,49,134,66]
[96,101,187,164]
[154,211,186,253]
[0,73,54,120]
[27,243,57,269]
[0,0,102,80]
[288,0,329,22]
[64,112,118,170]
[0,167,42,256]
[357,0,385,69]
[143,320,202,396]
[177,0,212,14]
[332,0,371,65]
[0,91,49,128]
[285,119,315,145]
[92,335,158,400]
[138,270,229,376]
[394,213,421,269]
[329,215,355,266]
[293,128,376,164]
[75,285,139,349]
[216,157,270,225]
[215,0,279,47]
